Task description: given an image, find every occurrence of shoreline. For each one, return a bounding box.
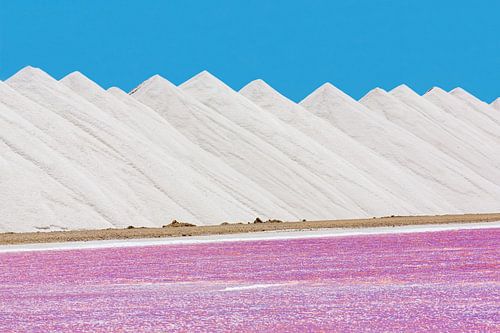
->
[0,220,498,253]
[0,213,499,250]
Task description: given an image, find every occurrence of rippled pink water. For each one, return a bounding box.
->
[0,228,499,332]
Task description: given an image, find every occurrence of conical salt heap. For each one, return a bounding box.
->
[0,66,499,232]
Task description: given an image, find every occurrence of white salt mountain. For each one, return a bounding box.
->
[0,101,116,232]
[6,67,247,228]
[181,72,418,217]
[106,87,297,221]
[300,83,500,212]
[240,80,447,214]
[450,87,500,126]
[130,74,356,220]
[59,71,296,222]
[424,87,500,142]
[1,66,499,232]
[361,86,500,186]
[0,81,139,231]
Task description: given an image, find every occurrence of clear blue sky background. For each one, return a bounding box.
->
[0,0,498,102]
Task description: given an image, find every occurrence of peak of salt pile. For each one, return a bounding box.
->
[7,68,246,227]
[301,84,500,212]
[492,98,500,111]
[131,73,355,220]
[449,87,500,126]
[450,87,481,101]
[391,84,414,93]
[361,86,500,187]
[107,86,127,95]
[240,80,448,214]
[8,66,51,82]
[61,71,296,222]
[391,84,500,153]
[182,72,422,217]
[424,87,500,142]
[302,82,364,114]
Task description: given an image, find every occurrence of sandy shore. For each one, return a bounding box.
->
[1,221,498,253]
[0,213,499,246]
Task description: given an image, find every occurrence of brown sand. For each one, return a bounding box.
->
[0,213,499,246]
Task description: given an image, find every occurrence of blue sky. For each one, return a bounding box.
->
[0,0,498,102]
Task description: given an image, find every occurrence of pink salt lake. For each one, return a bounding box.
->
[0,228,498,332]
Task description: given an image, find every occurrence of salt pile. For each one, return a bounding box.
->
[424,87,500,142]
[130,74,352,219]
[61,72,294,222]
[449,88,500,126]
[239,80,445,214]
[181,72,418,217]
[300,83,500,212]
[492,98,500,111]
[0,66,499,232]
[5,67,249,228]
[361,86,500,185]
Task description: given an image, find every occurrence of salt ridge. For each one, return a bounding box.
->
[61,72,294,222]
[6,67,231,228]
[181,72,417,217]
[0,66,499,232]
[361,86,500,186]
[300,83,500,212]
[449,87,500,126]
[239,80,444,214]
[424,87,500,142]
[130,74,350,219]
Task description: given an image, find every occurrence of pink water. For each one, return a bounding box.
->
[0,228,499,332]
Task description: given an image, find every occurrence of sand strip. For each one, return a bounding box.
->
[0,214,499,253]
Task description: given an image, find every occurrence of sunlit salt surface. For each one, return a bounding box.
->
[1,228,498,332]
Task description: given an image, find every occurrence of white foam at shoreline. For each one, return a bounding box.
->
[0,222,498,254]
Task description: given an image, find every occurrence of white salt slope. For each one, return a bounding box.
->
[0,100,115,232]
[0,80,151,230]
[6,67,240,226]
[300,83,500,213]
[492,98,500,111]
[450,87,500,126]
[181,71,418,217]
[59,71,296,221]
[107,87,297,221]
[361,86,500,186]
[424,87,500,142]
[131,74,356,220]
[240,80,449,214]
